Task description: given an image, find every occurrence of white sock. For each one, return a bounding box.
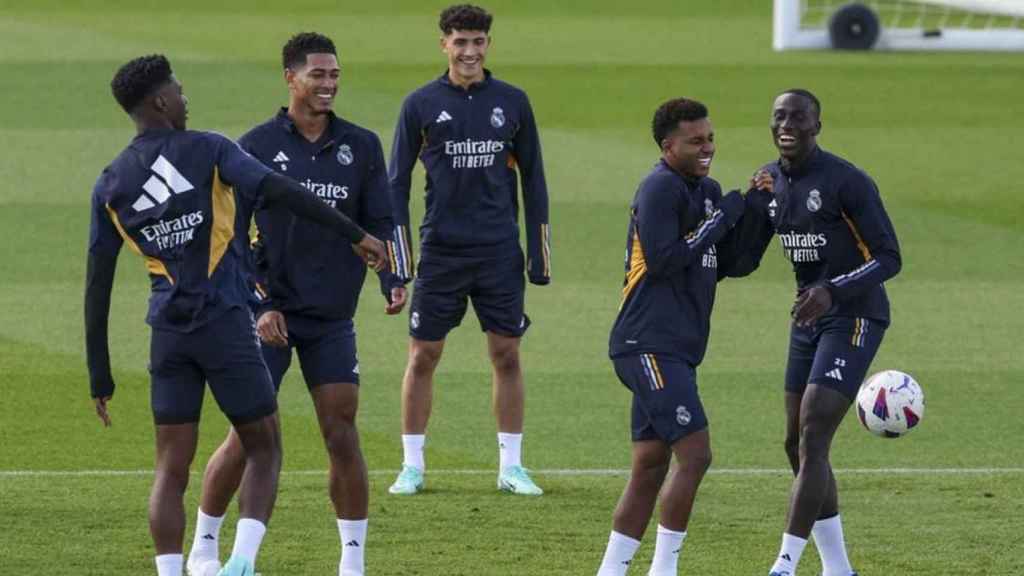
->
[188,508,224,562]
[647,525,686,576]
[498,432,522,469]
[402,434,425,470]
[597,530,642,576]
[155,553,183,576]
[338,518,367,576]
[229,518,267,564]
[770,533,808,575]
[813,515,854,576]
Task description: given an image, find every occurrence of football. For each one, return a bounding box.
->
[855,370,925,438]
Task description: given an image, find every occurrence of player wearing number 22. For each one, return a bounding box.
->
[746,89,902,576]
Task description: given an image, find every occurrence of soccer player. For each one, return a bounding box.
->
[596,98,770,576]
[85,54,387,576]
[186,33,405,576]
[748,89,902,576]
[387,4,551,496]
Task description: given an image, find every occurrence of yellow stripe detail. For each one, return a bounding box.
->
[851,317,861,346]
[649,355,665,389]
[208,167,236,278]
[841,211,872,262]
[105,204,174,284]
[387,240,398,274]
[620,228,647,308]
[541,223,551,277]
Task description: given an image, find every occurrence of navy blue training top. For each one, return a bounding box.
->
[388,69,550,283]
[239,109,402,321]
[609,160,765,366]
[88,129,272,333]
[757,148,901,326]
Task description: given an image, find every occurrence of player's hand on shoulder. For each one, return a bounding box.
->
[94,395,112,427]
[353,234,388,272]
[386,286,408,315]
[750,169,774,193]
[719,189,745,226]
[256,310,289,347]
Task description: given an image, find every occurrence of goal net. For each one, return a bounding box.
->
[774,0,1024,50]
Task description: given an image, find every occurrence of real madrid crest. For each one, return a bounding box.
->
[676,405,692,427]
[806,189,822,213]
[490,107,505,128]
[337,144,354,166]
[704,198,714,217]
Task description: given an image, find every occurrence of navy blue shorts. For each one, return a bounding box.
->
[409,248,529,341]
[785,316,886,400]
[260,314,359,390]
[149,307,276,426]
[612,354,708,445]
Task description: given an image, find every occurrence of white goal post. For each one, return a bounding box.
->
[773,0,1024,51]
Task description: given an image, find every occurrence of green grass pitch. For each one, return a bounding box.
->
[1,1,1022,574]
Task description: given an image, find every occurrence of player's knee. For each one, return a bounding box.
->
[488,343,520,375]
[798,424,831,461]
[155,463,191,493]
[322,418,359,461]
[692,447,712,474]
[408,343,443,375]
[634,450,671,480]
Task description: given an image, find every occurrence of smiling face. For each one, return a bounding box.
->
[286,52,340,115]
[441,29,489,87]
[663,117,715,179]
[771,92,820,165]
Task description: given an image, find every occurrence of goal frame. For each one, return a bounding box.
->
[773,0,1024,51]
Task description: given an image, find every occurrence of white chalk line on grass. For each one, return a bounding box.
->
[1,467,1022,478]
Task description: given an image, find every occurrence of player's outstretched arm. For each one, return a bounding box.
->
[638,182,744,278]
[258,172,387,271]
[717,186,776,280]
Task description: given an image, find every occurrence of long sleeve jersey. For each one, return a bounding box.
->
[388,69,551,283]
[609,160,759,366]
[86,129,272,395]
[88,129,272,333]
[753,148,902,326]
[239,110,401,320]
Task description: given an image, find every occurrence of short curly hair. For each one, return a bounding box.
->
[110,54,173,113]
[651,98,709,145]
[439,4,492,34]
[282,32,337,70]
[779,88,821,119]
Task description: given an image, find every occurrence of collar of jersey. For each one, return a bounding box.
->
[437,68,493,92]
[274,107,343,137]
[778,146,823,178]
[658,158,705,188]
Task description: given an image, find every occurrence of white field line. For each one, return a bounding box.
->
[0,467,1022,478]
